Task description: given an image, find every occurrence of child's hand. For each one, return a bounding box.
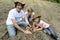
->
[33,27,43,32]
[33,29,37,32]
[33,28,37,32]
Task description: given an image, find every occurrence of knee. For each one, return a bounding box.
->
[8,32,16,37]
[7,25,16,37]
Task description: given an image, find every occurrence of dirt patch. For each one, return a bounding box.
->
[0,0,60,40]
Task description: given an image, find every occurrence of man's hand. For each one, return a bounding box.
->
[24,30,32,34]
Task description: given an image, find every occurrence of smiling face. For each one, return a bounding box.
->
[15,2,24,12]
[16,3,22,12]
[34,18,40,23]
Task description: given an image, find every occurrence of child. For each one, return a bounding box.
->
[25,8,35,25]
[32,16,59,40]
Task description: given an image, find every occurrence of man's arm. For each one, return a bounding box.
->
[11,19,25,33]
[11,19,32,34]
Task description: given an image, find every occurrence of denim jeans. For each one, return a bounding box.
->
[44,26,59,40]
[7,22,27,37]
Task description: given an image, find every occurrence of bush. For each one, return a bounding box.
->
[46,0,60,3]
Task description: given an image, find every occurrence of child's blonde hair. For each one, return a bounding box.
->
[27,8,33,12]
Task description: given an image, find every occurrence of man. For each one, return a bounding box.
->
[6,2,32,37]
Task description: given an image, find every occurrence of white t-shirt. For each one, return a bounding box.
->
[6,8,26,25]
[25,11,35,24]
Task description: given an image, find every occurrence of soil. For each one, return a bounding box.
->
[0,0,60,40]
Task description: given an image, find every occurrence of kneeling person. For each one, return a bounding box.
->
[6,2,32,37]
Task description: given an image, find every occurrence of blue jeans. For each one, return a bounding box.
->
[44,26,59,40]
[7,22,27,37]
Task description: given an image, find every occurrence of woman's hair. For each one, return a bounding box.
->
[32,16,41,21]
[14,2,25,9]
[27,8,33,12]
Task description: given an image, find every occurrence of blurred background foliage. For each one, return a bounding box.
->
[46,0,60,3]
